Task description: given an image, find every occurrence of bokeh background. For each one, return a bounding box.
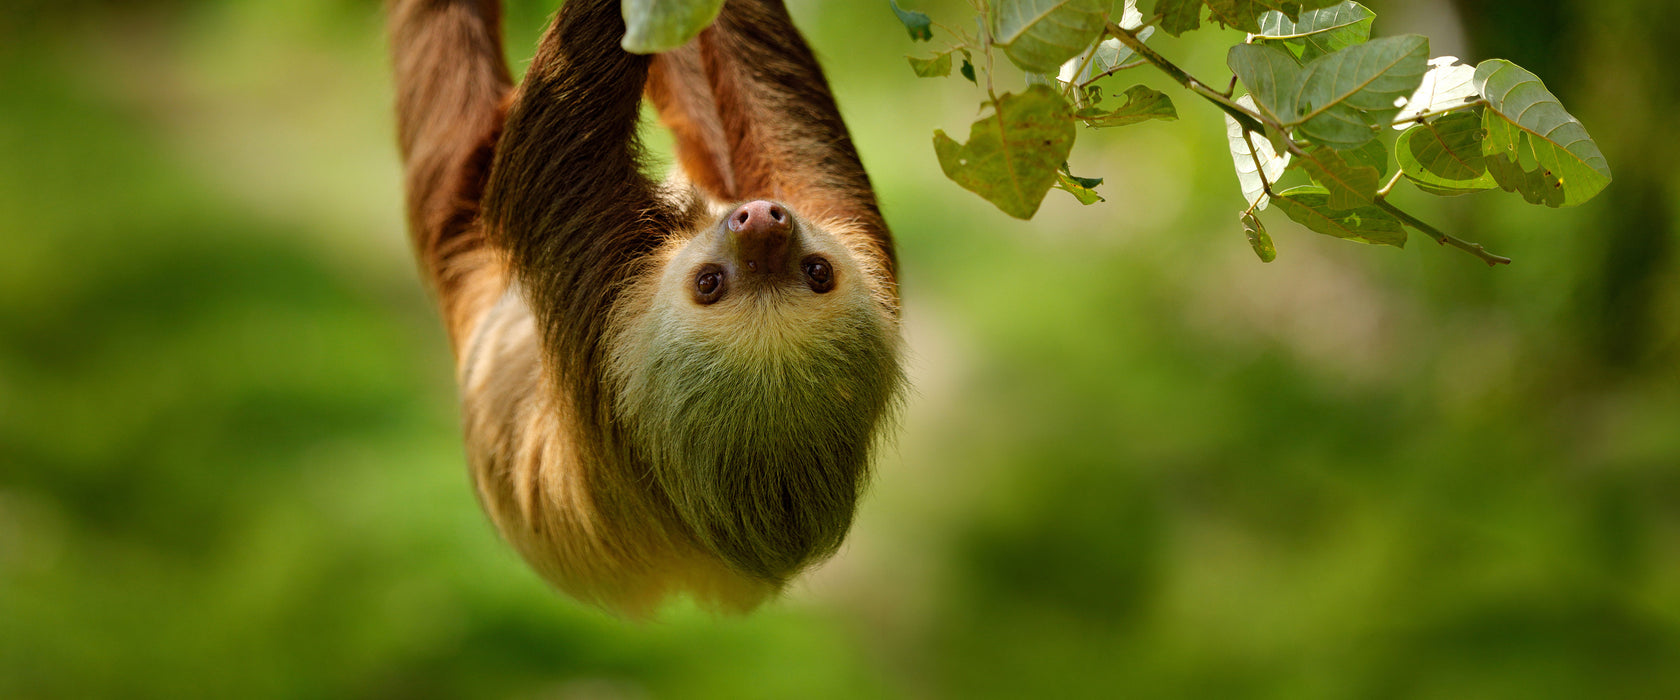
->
[3,0,1678,697]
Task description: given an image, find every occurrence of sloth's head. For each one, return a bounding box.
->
[607,199,903,582]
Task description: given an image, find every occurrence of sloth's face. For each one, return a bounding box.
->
[603,200,905,579]
[647,200,888,355]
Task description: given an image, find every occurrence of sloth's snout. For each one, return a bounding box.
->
[728,200,792,274]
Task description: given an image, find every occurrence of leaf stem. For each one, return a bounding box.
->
[1076,59,1148,89]
[1391,99,1486,128]
[1371,198,1511,266]
[1377,171,1404,198]
[1241,129,1278,200]
[1106,22,1266,134]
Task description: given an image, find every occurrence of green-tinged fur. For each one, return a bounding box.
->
[610,292,903,580]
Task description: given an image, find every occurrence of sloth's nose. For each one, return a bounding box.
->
[728,200,792,274]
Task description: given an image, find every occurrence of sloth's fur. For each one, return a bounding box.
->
[391,0,903,616]
[609,215,903,582]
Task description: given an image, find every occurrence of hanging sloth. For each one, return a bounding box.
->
[389,0,904,616]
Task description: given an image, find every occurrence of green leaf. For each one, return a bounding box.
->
[994,0,1109,74]
[1393,56,1479,127]
[1225,95,1291,210]
[1025,71,1059,87]
[960,51,978,83]
[907,51,954,77]
[1057,12,1156,87]
[933,85,1077,219]
[1292,35,1429,148]
[1228,43,1302,126]
[1474,59,1612,208]
[1396,111,1496,195]
[1076,85,1177,128]
[1243,211,1278,262]
[1272,185,1406,247]
[1344,138,1389,178]
[1253,2,1373,61]
[1294,145,1380,209]
[621,0,726,53]
[1204,0,1343,33]
[888,0,934,41]
[1055,167,1106,205]
[1152,0,1204,36]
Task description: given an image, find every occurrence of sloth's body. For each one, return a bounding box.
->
[391,0,902,616]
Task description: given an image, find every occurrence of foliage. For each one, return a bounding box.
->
[884,0,1610,265]
[620,0,725,52]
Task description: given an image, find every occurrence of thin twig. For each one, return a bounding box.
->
[1372,199,1512,266]
[1106,22,1266,134]
[1076,59,1149,89]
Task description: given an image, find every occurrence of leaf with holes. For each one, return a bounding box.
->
[994,0,1109,74]
[621,0,726,53]
[1225,95,1291,210]
[1396,111,1495,195]
[933,85,1077,219]
[889,0,934,41]
[1075,85,1177,128]
[1295,145,1381,209]
[1244,211,1277,262]
[1273,186,1406,247]
[1474,59,1611,207]
[1253,2,1373,61]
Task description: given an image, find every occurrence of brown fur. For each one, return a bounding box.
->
[390,0,900,616]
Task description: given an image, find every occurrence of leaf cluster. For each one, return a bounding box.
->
[888,0,1612,265]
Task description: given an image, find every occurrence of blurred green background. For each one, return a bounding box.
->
[3,0,1678,697]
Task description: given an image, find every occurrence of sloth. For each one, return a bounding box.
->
[389,0,904,615]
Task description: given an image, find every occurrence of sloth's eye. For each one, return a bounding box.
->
[693,265,726,305]
[803,256,835,293]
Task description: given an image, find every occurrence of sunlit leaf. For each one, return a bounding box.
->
[1055,165,1106,204]
[1474,59,1611,207]
[1253,2,1373,61]
[888,0,935,41]
[908,51,954,78]
[1225,95,1291,210]
[994,0,1109,74]
[1058,3,1155,87]
[620,0,726,53]
[1273,185,1406,247]
[1396,111,1496,195]
[1075,85,1177,127]
[1393,56,1479,128]
[1294,145,1380,209]
[1292,34,1428,148]
[933,85,1077,219]
[1204,0,1343,33]
[1243,211,1278,262]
